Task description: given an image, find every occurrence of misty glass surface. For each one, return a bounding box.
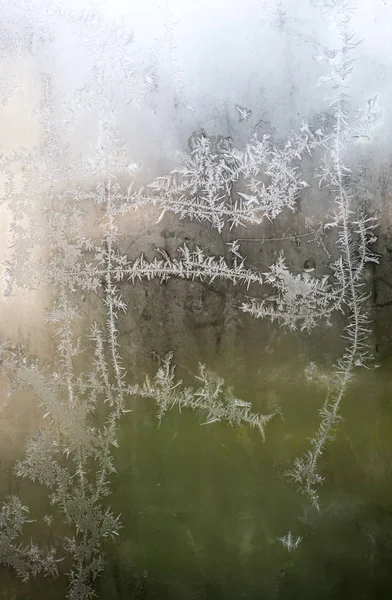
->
[0,1,391,599]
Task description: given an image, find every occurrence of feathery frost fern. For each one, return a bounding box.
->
[128,352,278,440]
[285,0,379,509]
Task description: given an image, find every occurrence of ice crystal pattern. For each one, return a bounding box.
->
[0,0,383,596]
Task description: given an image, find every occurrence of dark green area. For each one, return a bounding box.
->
[94,354,392,600]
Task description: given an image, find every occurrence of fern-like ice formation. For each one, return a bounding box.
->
[277,530,302,553]
[125,242,264,289]
[241,252,343,332]
[3,304,124,599]
[128,352,278,441]
[0,495,58,582]
[0,186,131,598]
[286,0,380,509]
[0,179,272,596]
[127,126,326,232]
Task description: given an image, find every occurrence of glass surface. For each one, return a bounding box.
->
[0,1,391,599]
